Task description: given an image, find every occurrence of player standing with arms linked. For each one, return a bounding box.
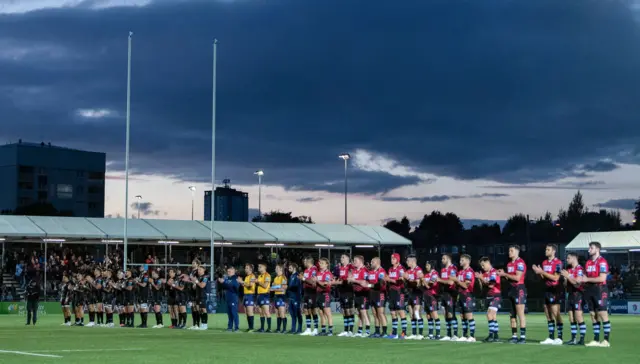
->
[301,257,319,336]
[150,270,164,328]
[497,245,527,344]
[193,266,209,330]
[336,254,356,336]
[579,242,612,347]
[349,255,372,337]
[384,253,407,339]
[136,267,151,328]
[421,262,441,340]
[256,262,272,333]
[239,263,257,332]
[316,258,335,336]
[532,244,564,345]
[561,252,587,345]
[451,254,476,342]
[368,257,387,338]
[437,254,459,341]
[271,264,288,333]
[404,255,424,340]
[476,257,502,342]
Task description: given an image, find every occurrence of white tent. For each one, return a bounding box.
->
[565,231,640,252]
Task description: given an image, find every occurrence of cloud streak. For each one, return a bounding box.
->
[379,193,509,203]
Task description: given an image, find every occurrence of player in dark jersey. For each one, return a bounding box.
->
[451,254,476,342]
[72,274,87,326]
[437,254,459,340]
[188,260,200,330]
[476,256,501,342]
[533,244,564,345]
[85,274,97,327]
[336,254,356,336]
[580,241,611,347]
[497,245,527,344]
[102,270,116,328]
[113,271,126,327]
[561,252,587,345]
[384,253,407,339]
[421,262,441,340]
[150,270,165,328]
[93,269,105,327]
[368,257,387,338]
[166,268,179,328]
[404,255,423,339]
[348,255,371,337]
[60,275,72,326]
[192,265,209,330]
[124,270,136,327]
[175,270,188,329]
[136,267,151,328]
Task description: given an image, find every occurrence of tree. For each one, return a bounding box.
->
[412,211,464,249]
[252,210,313,223]
[502,213,529,243]
[634,198,640,229]
[384,216,412,238]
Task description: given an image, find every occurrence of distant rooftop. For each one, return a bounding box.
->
[1,140,104,154]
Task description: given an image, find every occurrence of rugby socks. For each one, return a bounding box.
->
[520,327,526,340]
[579,322,586,341]
[382,325,387,335]
[411,319,417,335]
[557,323,563,340]
[305,315,312,329]
[462,319,468,337]
[192,311,200,327]
[511,326,517,338]
[201,313,208,326]
[428,319,434,337]
[343,316,349,332]
[329,325,334,335]
[452,317,459,337]
[418,318,424,336]
[248,315,255,330]
[348,315,355,332]
[277,317,282,331]
[322,325,327,333]
[141,312,148,326]
[547,320,555,339]
[469,319,475,338]
[171,318,178,327]
[570,321,577,340]
[89,312,95,324]
[435,319,441,337]
[282,317,287,332]
[400,318,407,335]
[446,319,452,337]
[260,317,265,330]
[130,312,135,327]
[155,312,163,325]
[391,318,398,335]
[98,312,104,325]
[106,313,113,324]
[365,325,370,335]
[374,326,380,335]
[312,315,319,329]
[267,317,272,331]
[603,321,611,341]
[120,314,125,326]
[488,320,498,338]
[593,322,600,341]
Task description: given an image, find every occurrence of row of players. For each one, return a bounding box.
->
[59,264,210,329]
[225,241,611,347]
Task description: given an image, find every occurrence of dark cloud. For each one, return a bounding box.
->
[593,198,637,210]
[129,201,161,216]
[379,193,508,203]
[1,0,640,195]
[483,180,607,190]
[296,197,323,203]
[580,161,619,172]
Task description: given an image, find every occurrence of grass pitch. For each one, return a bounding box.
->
[0,313,637,363]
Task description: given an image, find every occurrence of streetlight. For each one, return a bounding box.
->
[254,170,264,218]
[188,186,196,220]
[135,195,142,219]
[338,153,350,224]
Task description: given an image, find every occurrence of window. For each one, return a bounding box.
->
[56,184,73,199]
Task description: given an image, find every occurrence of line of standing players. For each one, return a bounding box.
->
[59,262,211,330]
[234,241,612,347]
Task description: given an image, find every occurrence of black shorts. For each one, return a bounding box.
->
[339,292,354,310]
[60,299,70,308]
[423,294,438,313]
[354,293,370,310]
[167,297,176,306]
[316,293,332,309]
[304,293,317,310]
[388,289,406,311]
[544,288,564,305]
[440,292,457,313]
[197,296,207,307]
[409,291,423,306]
[457,293,475,314]
[585,286,609,313]
[568,291,587,312]
[507,284,527,315]
[487,295,501,311]
[370,291,386,309]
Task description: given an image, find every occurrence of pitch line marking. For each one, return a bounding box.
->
[0,350,62,358]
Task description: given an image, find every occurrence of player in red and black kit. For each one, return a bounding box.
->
[476,256,501,342]
[336,254,356,336]
[384,253,407,339]
[316,258,334,336]
[561,252,587,345]
[579,241,611,347]
[451,254,476,342]
[437,254,459,340]
[368,257,387,338]
[404,255,424,339]
[532,244,564,345]
[301,257,319,336]
[497,245,527,344]
[420,261,441,340]
[348,255,371,337]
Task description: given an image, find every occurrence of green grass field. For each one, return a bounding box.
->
[0,314,637,363]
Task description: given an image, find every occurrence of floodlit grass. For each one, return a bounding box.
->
[0,313,637,363]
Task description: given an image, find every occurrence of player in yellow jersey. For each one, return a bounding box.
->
[256,262,272,332]
[271,264,288,333]
[238,263,256,332]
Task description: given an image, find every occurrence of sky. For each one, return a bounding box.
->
[1,0,639,226]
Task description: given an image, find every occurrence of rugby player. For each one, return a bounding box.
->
[91,268,104,326]
[193,265,209,330]
[238,263,257,332]
[189,260,201,330]
[136,267,151,328]
[336,254,356,336]
[301,257,319,336]
[579,241,611,347]
[257,262,273,333]
[476,256,501,342]
[368,257,387,338]
[451,254,476,342]
[348,255,371,337]
[124,270,136,327]
[72,274,86,326]
[103,270,115,327]
[316,258,335,336]
[287,263,303,334]
[421,262,441,340]
[60,275,72,326]
[404,255,423,340]
[175,270,189,328]
[561,252,586,345]
[497,245,527,344]
[166,268,178,328]
[533,244,564,345]
[437,254,459,340]
[384,253,407,339]
[150,270,165,328]
[272,264,288,333]
[114,271,126,327]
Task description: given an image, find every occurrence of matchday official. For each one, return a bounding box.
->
[25,278,40,326]
[219,266,240,331]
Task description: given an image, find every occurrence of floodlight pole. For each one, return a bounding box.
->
[210,39,218,283]
[123,31,133,273]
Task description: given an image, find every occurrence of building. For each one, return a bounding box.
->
[204,179,249,222]
[0,141,106,217]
